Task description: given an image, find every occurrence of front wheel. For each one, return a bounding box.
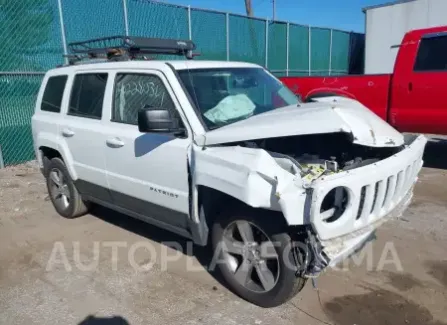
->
[211,208,307,307]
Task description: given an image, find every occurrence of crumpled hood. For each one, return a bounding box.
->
[201,96,404,147]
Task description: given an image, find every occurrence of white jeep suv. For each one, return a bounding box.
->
[32,36,426,307]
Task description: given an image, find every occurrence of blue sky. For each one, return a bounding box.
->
[158,0,389,32]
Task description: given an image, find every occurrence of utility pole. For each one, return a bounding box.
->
[272,0,276,21]
[244,0,253,16]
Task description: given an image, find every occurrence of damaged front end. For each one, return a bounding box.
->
[298,134,426,276]
[193,131,426,277]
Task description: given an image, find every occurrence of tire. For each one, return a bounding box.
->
[45,158,90,218]
[211,207,307,308]
[42,155,51,178]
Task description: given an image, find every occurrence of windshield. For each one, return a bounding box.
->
[177,68,300,129]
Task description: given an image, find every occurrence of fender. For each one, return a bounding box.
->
[190,144,308,226]
[306,88,356,101]
[36,132,78,180]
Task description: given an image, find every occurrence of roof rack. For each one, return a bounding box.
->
[66,36,197,65]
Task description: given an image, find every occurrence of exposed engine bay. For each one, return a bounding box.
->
[230,132,404,183]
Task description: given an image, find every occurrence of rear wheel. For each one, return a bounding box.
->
[46,158,90,218]
[212,208,307,307]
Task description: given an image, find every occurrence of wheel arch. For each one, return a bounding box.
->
[305,90,354,102]
[36,133,77,180]
[192,185,288,246]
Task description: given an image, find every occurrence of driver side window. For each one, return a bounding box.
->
[112,73,177,125]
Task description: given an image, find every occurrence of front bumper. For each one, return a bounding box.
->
[322,187,413,266]
[308,134,426,267]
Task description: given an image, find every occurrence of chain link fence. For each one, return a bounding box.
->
[0,0,364,166]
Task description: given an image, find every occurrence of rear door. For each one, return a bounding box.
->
[32,74,68,164]
[59,71,111,202]
[392,33,447,134]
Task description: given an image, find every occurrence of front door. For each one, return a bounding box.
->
[103,70,191,229]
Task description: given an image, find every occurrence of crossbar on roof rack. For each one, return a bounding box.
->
[66,36,196,64]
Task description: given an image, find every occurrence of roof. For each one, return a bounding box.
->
[167,60,260,70]
[404,25,447,41]
[49,60,261,75]
[362,0,417,13]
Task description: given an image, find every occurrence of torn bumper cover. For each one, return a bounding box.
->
[307,188,413,275]
[306,135,426,273]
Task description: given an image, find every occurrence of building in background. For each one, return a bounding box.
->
[364,0,447,74]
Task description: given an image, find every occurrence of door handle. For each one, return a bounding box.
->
[61,128,75,137]
[408,82,413,92]
[106,137,125,148]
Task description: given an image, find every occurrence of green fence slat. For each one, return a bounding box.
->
[229,15,266,65]
[310,27,331,76]
[128,0,188,60]
[0,75,42,165]
[63,0,126,43]
[191,9,226,61]
[289,24,310,75]
[268,22,287,71]
[331,30,350,75]
[0,0,64,71]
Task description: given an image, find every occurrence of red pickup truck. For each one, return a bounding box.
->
[280,25,447,135]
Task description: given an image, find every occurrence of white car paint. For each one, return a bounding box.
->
[200,97,404,148]
[192,145,308,222]
[101,69,191,216]
[32,59,426,269]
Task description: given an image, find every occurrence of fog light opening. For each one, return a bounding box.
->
[320,187,349,223]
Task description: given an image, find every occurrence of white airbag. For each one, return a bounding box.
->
[204,94,255,125]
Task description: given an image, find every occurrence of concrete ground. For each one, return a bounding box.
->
[0,138,446,325]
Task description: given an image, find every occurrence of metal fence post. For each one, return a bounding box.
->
[122,0,129,36]
[308,26,311,76]
[226,12,230,61]
[265,19,269,68]
[0,145,4,169]
[286,22,290,76]
[188,5,192,40]
[56,0,68,64]
[329,29,333,75]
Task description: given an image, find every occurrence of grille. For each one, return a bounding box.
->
[355,159,419,222]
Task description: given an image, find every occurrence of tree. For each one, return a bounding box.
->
[0,0,53,71]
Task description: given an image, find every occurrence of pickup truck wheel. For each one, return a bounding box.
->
[212,209,307,307]
[46,158,90,218]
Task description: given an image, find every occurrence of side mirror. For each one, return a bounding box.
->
[138,106,178,133]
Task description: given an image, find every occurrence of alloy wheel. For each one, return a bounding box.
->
[48,168,70,210]
[221,220,280,293]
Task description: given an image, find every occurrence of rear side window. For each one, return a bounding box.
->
[68,73,108,119]
[414,35,447,71]
[41,75,68,113]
